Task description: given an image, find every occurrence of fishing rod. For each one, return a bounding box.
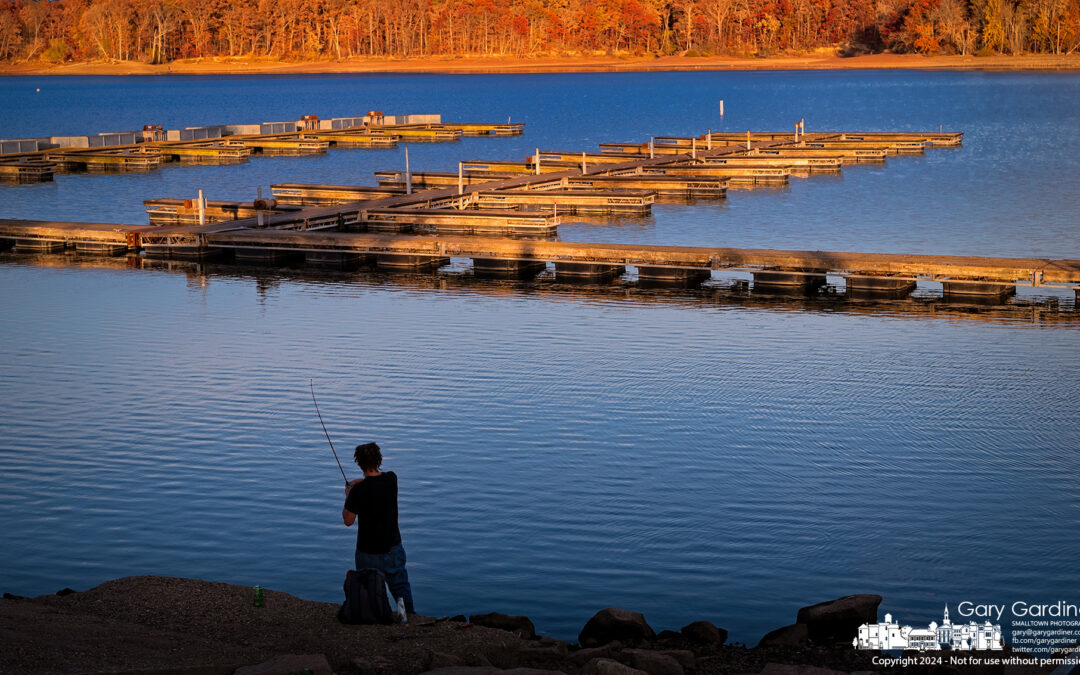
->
[310,379,349,486]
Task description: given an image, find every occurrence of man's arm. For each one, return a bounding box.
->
[342,479,363,526]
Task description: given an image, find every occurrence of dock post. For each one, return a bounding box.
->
[535,148,541,175]
[692,138,697,159]
[707,130,712,150]
[582,151,587,174]
[794,122,799,142]
[649,137,655,159]
[198,189,206,225]
[256,187,264,228]
[458,162,464,195]
[746,130,751,151]
[405,147,412,195]
[801,118,805,136]
[719,100,724,116]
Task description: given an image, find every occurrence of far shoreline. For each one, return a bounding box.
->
[2,52,1079,77]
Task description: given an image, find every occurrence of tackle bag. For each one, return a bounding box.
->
[337,568,397,625]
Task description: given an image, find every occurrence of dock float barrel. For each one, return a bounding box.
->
[844,275,917,298]
[941,280,1017,298]
[305,251,373,269]
[637,266,710,286]
[554,262,626,281]
[471,258,547,278]
[375,254,450,270]
[753,270,827,293]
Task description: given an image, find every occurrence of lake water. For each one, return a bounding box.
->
[0,71,1078,645]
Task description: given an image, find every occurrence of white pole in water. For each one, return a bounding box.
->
[707,130,712,150]
[794,122,799,142]
[582,151,587,174]
[535,148,541,175]
[405,147,412,195]
[458,162,464,195]
[692,137,697,159]
[649,137,655,159]
[719,100,725,116]
[256,186,264,228]
[746,130,751,151]
[198,189,205,225]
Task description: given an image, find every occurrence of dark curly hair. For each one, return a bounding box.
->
[354,442,382,472]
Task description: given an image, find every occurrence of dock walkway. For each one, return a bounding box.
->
[6,125,1069,297]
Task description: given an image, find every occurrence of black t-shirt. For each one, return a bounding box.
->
[344,471,402,555]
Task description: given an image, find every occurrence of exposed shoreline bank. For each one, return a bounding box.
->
[0,576,1052,675]
[2,53,1079,77]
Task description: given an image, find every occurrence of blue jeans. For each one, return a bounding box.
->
[355,542,415,615]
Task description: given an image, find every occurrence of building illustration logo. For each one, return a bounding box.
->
[854,606,1004,651]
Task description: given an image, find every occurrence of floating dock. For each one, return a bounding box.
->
[144,198,302,226]
[0,159,55,183]
[46,148,165,172]
[4,218,1076,291]
[11,124,1055,304]
[0,113,515,182]
[270,184,408,205]
[155,143,253,163]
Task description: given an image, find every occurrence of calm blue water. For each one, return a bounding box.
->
[1,71,1079,645]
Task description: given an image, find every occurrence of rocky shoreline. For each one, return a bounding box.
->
[0,577,1051,675]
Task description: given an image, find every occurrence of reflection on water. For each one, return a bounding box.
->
[5,253,1075,327]
[1,251,1079,644]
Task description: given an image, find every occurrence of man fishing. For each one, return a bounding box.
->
[342,442,415,615]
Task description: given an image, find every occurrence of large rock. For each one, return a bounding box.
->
[428,651,465,670]
[757,623,809,648]
[235,654,333,675]
[582,658,649,675]
[569,642,623,666]
[657,650,695,669]
[579,609,656,648]
[517,642,569,669]
[680,621,727,646]
[795,595,882,644]
[471,612,537,639]
[618,649,684,675]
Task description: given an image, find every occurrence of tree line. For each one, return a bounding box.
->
[0,0,1076,65]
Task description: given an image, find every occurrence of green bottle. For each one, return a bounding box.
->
[254,585,264,607]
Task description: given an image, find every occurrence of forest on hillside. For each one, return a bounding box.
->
[0,0,1076,65]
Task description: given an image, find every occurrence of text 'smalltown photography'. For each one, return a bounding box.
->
[0,3,1078,674]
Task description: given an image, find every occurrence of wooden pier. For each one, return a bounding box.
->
[436,122,524,136]
[0,159,55,182]
[156,143,253,163]
[270,184,407,205]
[4,219,1077,289]
[46,148,165,172]
[356,208,557,236]
[144,198,302,226]
[298,132,400,148]
[0,114,518,182]
[225,137,330,155]
[13,124,1062,304]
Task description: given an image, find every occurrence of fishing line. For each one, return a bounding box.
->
[310,379,349,485]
